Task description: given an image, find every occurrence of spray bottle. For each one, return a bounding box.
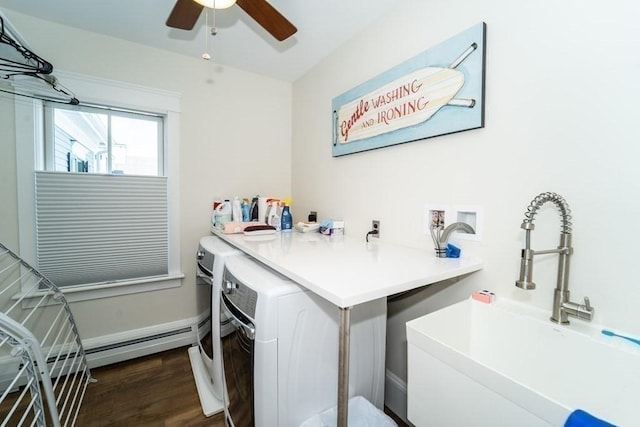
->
[281,203,293,231]
[267,200,281,230]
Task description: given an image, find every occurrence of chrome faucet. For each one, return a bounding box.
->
[431,222,475,258]
[516,192,594,324]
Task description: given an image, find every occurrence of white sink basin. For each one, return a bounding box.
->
[407,298,639,426]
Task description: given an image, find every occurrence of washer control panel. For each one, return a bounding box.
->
[222,267,258,320]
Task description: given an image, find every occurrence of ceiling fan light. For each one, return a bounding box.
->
[194,0,237,9]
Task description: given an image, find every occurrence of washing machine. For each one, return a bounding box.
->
[220,255,387,427]
[191,235,243,416]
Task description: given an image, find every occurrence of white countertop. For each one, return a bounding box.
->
[212,229,483,308]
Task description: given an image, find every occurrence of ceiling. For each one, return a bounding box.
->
[0,0,401,82]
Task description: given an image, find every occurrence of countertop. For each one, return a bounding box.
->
[212,228,483,308]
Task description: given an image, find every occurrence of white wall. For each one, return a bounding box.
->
[292,0,640,415]
[0,10,291,340]
[0,96,18,246]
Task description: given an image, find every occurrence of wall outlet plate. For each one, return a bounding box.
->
[424,204,454,234]
[454,205,483,241]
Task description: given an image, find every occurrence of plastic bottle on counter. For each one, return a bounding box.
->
[281,205,293,231]
[211,201,220,228]
[241,198,250,222]
[232,197,242,222]
[250,196,259,221]
[215,200,232,226]
[267,201,281,231]
[264,202,273,224]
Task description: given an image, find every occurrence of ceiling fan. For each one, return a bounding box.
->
[166,0,297,41]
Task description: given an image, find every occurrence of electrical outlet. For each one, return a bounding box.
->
[372,220,380,238]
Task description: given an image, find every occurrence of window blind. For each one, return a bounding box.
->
[35,171,168,287]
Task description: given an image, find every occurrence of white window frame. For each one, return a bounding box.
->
[16,70,183,302]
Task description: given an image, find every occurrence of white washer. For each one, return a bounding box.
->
[190,235,243,417]
[220,255,387,427]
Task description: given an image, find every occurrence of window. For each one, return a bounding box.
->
[15,70,183,301]
[44,103,163,175]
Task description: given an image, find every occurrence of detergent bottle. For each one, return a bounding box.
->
[281,204,293,231]
[211,201,220,228]
[214,200,232,227]
[250,196,259,221]
[241,198,250,222]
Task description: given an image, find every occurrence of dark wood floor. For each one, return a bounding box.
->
[75,346,408,426]
[76,346,225,427]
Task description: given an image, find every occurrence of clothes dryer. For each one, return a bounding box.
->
[220,255,387,427]
[191,235,243,416]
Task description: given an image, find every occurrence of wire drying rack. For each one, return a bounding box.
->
[0,242,94,426]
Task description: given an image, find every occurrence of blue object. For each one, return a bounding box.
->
[564,410,615,427]
[281,205,293,231]
[445,243,460,258]
[241,200,250,222]
[601,329,640,346]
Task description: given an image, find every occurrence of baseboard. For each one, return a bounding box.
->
[83,311,210,369]
[385,368,413,426]
[0,312,210,393]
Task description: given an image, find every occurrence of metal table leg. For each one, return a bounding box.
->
[337,306,351,427]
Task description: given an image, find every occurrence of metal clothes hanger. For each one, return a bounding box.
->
[0,15,78,104]
[0,15,52,75]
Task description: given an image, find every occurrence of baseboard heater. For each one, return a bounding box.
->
[13,327,193,372]
[82,315,208,369]
[85,327,192,355]
[0,314,208,392]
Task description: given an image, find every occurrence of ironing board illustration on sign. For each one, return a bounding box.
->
[332,22,486,156]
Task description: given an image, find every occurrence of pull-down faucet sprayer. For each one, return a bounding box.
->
[516,192,593,324]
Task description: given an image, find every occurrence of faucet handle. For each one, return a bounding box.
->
[561,296,594,321]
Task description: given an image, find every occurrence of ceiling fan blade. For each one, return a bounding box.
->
[236,0,297,41]
[166,0,204,30]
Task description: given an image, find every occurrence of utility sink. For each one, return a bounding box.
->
[406,297,639,426]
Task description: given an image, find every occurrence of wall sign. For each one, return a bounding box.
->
[332,22,486,157]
